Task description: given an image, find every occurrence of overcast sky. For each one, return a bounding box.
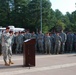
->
[50,0,76,14]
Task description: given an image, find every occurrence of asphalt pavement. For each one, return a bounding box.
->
[0,53,76,75]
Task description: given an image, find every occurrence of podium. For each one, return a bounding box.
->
[23,39,36,67]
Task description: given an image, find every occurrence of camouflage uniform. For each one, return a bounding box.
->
[66,32,74,53]
[54,33,62,54]
[59,31,67,53]
[31,32,37,52]
[31,32,37,39]
[2,31,12,63]
[16,33,24,53]
[37,32,44,53]
[73,33,76,52]
[24,32,31,40]
[44,33,51,54]
[0,33,2,55]
[13,32,18,53]
[51,33,56,54]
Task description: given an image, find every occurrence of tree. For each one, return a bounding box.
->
[0,0,11,26]
[55,20,65,32]
[10,0,31,27]
[27,0,52,32]
[64,11,76,32]
[55,9,63,20]
[0,0,76,33]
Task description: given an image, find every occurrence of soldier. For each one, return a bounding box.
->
[50,32,56,54]
[66,32,74,53]
[2,27,14,66]
[13,32,18,53]
[44,32,51,54]
[31,31,37,52]
[9,31,14,53]
[54,32,62,54]
[16,31,24,54]
[21,31,25,41]
[0,32,2,55]
[24,29,31,40]
[37,31,44,53]
[59,30,67,54]
[73,32,76,52]
[31,31,37,39]
[21,31,25,53]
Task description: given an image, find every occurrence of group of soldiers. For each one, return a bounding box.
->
[0,26,76,66]
[36,30,75,54]
[12,30,76,54]
[0,28,76,56]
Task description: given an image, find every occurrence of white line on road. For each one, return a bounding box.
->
[0,63,76,75]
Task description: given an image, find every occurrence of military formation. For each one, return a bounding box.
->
[0,26,76,66]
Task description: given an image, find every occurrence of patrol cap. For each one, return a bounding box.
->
[9,31,13,33]
[6,26,10,30]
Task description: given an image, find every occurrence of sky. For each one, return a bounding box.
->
[50,0,76,14]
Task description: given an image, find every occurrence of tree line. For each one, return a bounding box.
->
[0,0,76,33]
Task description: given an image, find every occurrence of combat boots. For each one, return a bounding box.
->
[5,61,10,66]
[0,54,2,56]
[9,59,14,65]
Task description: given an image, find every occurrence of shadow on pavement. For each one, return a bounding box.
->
[0,65,24,69]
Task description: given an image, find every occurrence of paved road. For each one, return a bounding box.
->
[0,53,76,75]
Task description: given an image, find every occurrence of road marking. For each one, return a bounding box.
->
[0,63,76,75]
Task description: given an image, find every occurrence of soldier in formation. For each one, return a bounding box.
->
[16,32,24,54]
[73,32,76,52]
[66,32,74,53]
[8,30,76,54]
[37,31,44,53]
[59,30,67,54]
[54,32,62,54]
[0,32,2,55]
[1,28,76,57]
[44,32,51,54]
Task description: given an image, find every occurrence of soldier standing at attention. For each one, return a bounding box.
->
[66,32,74,53]
[73,32,76,52]
[31,31,37,52]
[54,32,62,54]
[2,27,14,66]
[49,32,55,54]
[0,32,2,55]
[37,31,44,53]
[44,32,51,54]
[16,31,24,54]
[59,30,67,54]
[24,29,31,40]
[31,31,37,39]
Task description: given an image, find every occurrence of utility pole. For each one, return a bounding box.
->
[40,0,42,33]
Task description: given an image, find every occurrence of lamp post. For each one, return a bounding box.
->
[40,0,42,33]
